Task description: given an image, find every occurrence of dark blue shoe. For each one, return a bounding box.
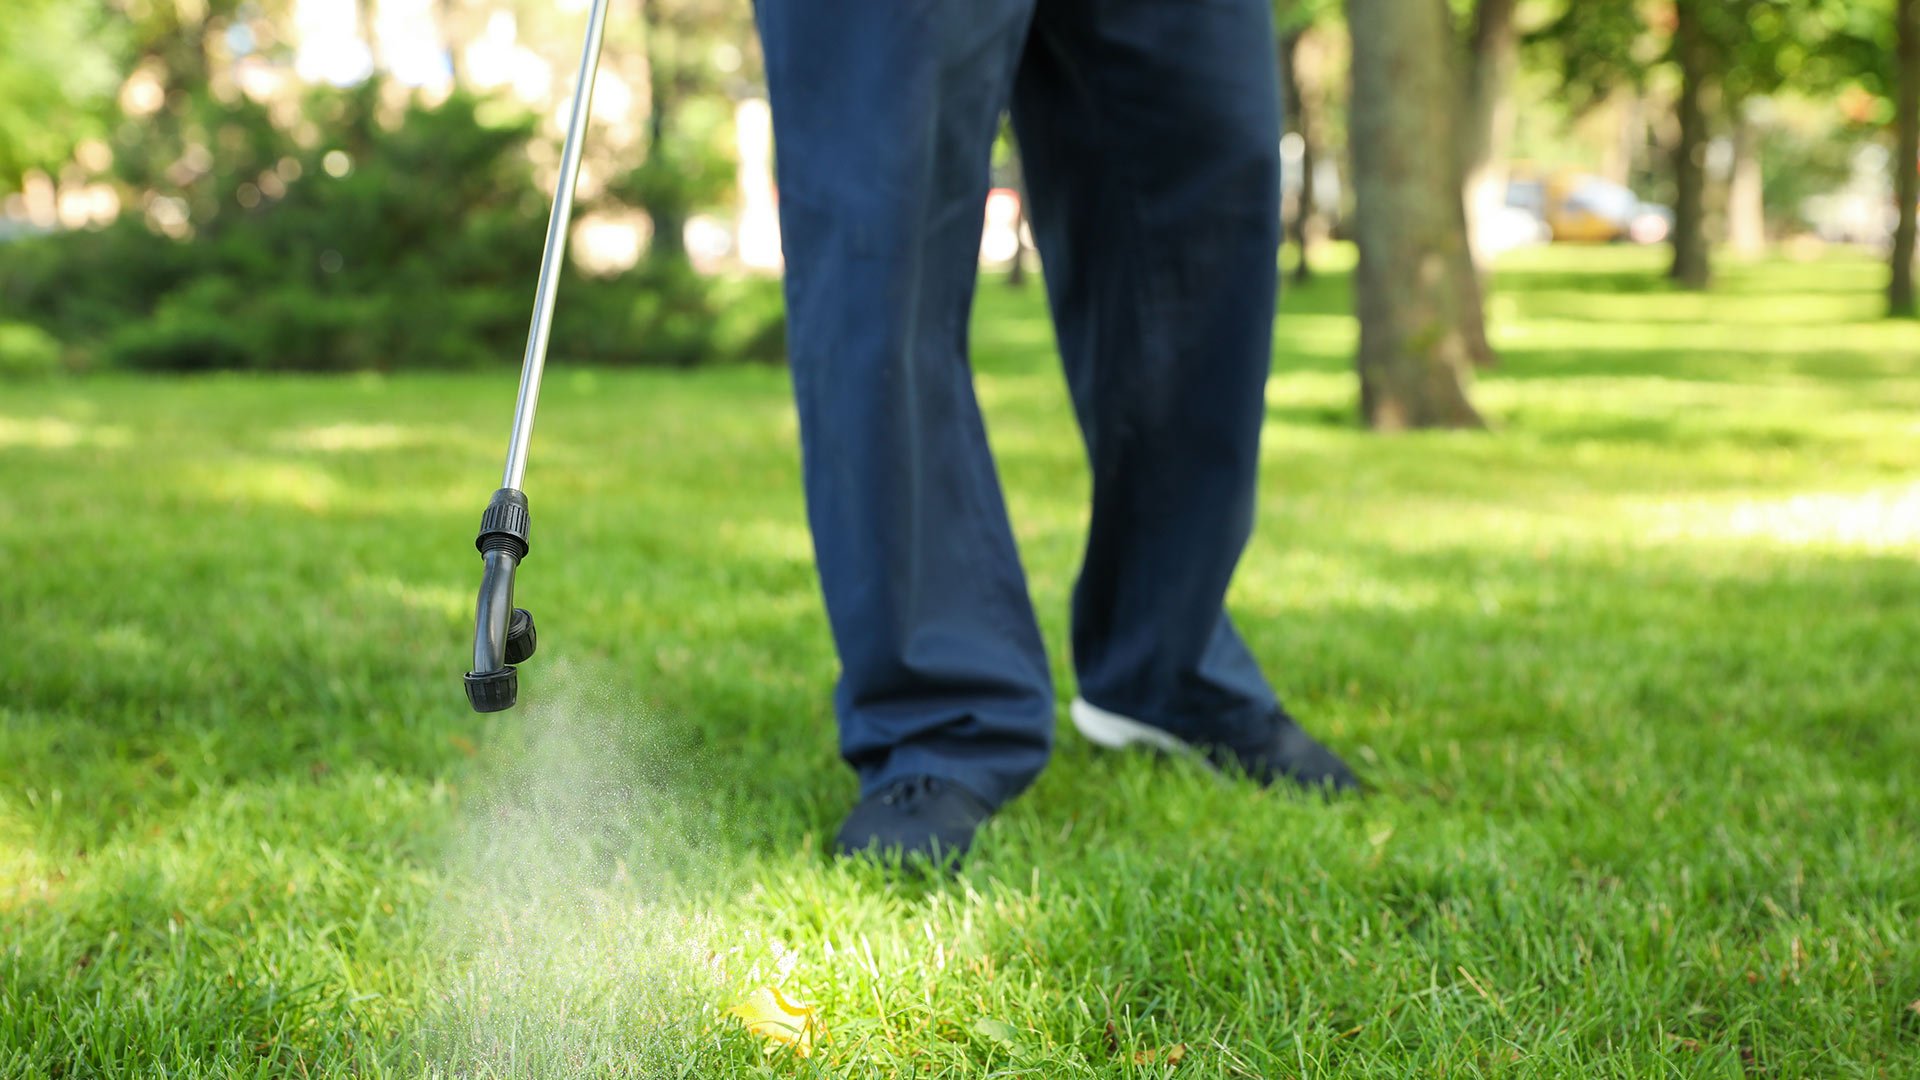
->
[1071,697,1361,795]
[834,775,995,865]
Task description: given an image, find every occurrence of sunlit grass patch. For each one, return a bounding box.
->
[0,414,134,450]
[274,422,425,454]
[1644,481,1920,552]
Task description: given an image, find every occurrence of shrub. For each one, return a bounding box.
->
[0,220,192,345]
[0,83,784,373]
[561,258,786,368]
[0,320,63,378]
[104,316,254,373]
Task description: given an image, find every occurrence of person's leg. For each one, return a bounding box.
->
[1012,0,1346,775]
[755,0,1052,812]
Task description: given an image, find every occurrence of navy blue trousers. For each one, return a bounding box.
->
[756,0,1284,808]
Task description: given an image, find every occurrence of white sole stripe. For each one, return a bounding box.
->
[1069,697,1199,756]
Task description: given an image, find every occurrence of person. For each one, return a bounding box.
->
[752,0,1360,864]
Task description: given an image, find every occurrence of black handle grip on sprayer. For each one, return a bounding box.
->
[465,488,539,712]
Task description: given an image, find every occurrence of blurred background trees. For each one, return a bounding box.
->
[1893,0,1919,314]
[1,0,1915,420]
[0,0,782,375]
[0,1,121,188]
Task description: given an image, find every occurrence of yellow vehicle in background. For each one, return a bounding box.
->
[1506,167,1672,245]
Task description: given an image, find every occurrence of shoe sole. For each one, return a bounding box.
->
[1070,697,1202,757]
[1073,697,1363,797]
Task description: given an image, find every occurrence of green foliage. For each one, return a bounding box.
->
[1274,0,1345,34]
[1759,112,1864,227]
[0,320,62,377]
[0,0,120,189]
[562,258,786,368]
[1527,0,1652,112]
[0,220,194,348]
[606,95,739,263]
[1531,0,1886,107]
[1821,0,1900,97]
[1722,0,1873,103]
[101,287,255,374]
[0,84,781,373]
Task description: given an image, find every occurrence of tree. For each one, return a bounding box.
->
[1446,170,1498,368]
[1000,135,1033,288]
[620,0,757,267]
[1346,0,1484,429]
[0,1,119,192]
[1279,25,1321,284]
[1438,0,1512,366]
[1720,2,1873,261]
[1668,0,1714,288]
[1818,0,1917,316]
[1531,0,1726,289]
[1459,0,1521,269]
[1894,0,1919,315]
[1276,0,1343,285]
[1724,99,1766,258]
[438,0,468,84]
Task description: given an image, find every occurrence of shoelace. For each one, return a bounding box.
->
[879,775,943,811]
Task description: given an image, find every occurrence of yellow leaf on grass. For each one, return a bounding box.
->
[728,986,827,1058]
[1133,1043,1188,1067]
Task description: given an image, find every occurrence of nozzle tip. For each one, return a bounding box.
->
[464,667,518,712]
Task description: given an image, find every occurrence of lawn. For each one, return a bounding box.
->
[2,245,1917,1078]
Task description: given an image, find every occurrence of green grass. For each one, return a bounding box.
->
[3,245,1918,1078]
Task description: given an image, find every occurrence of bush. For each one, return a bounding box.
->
[105,318,254,374]
[561,258,786,368]
[0,320,63,378]
[0,83,785,373]
[0,220,192,346]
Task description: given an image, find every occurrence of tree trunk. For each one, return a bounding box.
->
[1443,0,1505,365]
[640,0,688,265]
[646,118,687,263]
[438,0,465,86]
[1005,142,1030,288]
[1669,0,1713,289]
[1892,0,1919,316]
[1726,103,1765,259]
[1007,198,1030,287]
[1449,195,1497,368]
[1459,0,1519,270]
[1346,0,1484,430]
[1281,28,1317,285]
[356,0,380,73]
[1599,93,1640,186]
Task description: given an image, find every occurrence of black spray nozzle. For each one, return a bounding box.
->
[464,666,518,712]
[505,607,538,664]
[466,489,535,713]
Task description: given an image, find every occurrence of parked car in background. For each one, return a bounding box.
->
[1508,169,1671,245]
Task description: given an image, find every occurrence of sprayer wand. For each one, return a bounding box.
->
[464,0,612,712]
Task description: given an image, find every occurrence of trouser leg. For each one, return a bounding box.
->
[1012,0,1285,745]
[755,0,1052,806]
